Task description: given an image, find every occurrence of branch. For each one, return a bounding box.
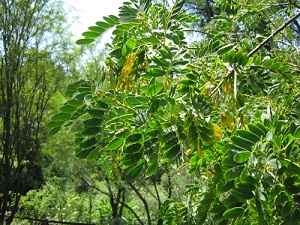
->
[248,11,300,57]
[82,177,144,225]
[128,182,152,225]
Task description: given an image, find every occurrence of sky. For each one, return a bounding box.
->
[64,0,125,45]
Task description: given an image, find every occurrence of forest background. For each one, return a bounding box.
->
[0,0,300,224]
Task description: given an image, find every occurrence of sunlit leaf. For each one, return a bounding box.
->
[217,43,235,55]
[233,151,251,163]
[82,31,100,38]
[76,39,95,45]
[86,147,100,160]
[95,21,111,29]
[106,137,124,150]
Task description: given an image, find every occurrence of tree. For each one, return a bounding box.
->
[0,0,72,224]
[51,0,300,224]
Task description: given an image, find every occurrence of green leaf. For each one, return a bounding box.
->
[287,183,300,194]
[122,152,143,166]
[284,175,298,187]
[123,143,142,154]
[122,38,136,56]
[235,129,260,143]
[80,137,97,149]
[83,118,102,127]
[256,198,266,221]
[47,120,64,128]
[137,37,160,45]
[222,194,238,208]
[223,207,244,219]
[231,135,254,150]
[141,83,164,97]
[146,68,166,77]
[48,127,61,135]
[88,26,105,33]
[103,16,118,25]
[60,104,77,113]
[220,180,235,193]
[76,148,95,159]
[125,162,144,182]
[217,43,235,55]
[254,55,262,66]
[248,123,267,137]
[87,109,105,117]
[159,48,172,59]
[233,151,251,163]
[125,96,148,106]
[262,59,273,67]
[145,161,158,177]
[80,127,101,136]
[293,127,300,138]
[224,166,244,180]
[106,137,124,150]
[113,22,141,34]
[76,39,95,45]
[82,31,100,38]
[126,133,143,143]
[68,99,83,107]
[231,187,254,200]
[87,147,100,160]
[95,21,111,29]
[278,65,290,73]
[281,201,292,219]
[51,112,70,121]
[165,144,181,160]
[275,191,288,205]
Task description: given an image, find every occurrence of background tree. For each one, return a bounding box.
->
[0,0,76,224]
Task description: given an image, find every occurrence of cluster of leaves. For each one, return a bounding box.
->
[49,0,300,224]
